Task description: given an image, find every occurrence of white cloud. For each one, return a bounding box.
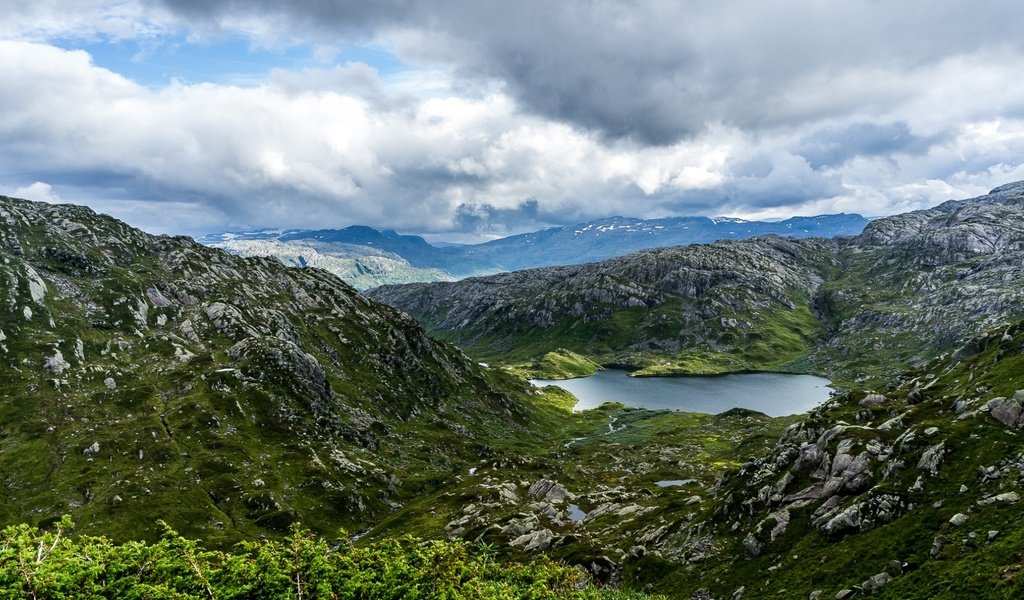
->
[10,181,62,203]
[2,8,1024,238]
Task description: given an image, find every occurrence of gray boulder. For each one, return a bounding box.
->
[528,479,574,503]
[986,392,1024,428]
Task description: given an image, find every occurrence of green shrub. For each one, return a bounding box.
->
[0,516,655,599]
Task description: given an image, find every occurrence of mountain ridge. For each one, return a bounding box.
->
[2,189,1024,597]
[368,184,1024,385]
[202,212,870,287]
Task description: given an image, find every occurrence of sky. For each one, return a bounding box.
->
[3,1,1024,240]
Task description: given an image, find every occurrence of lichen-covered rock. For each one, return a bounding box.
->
[917,443,945,475]
[43,349,70,375]
[816,494,905,537]
[227,337,335,417]
[511,528,554,552]
[528,478,574,503]
[987,392,1024,428]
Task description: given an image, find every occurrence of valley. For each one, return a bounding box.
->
[1,185,1022,598]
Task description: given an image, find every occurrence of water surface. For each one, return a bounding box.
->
[655,479,695,487]
[532,369,830,417]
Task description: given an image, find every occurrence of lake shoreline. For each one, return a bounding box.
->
[531,369,832,417]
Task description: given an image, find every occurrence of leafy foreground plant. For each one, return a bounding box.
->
[0,516,657,599]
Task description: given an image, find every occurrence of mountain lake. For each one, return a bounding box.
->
[531,370,831,416]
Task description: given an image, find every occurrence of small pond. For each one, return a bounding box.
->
[532,369,831,417]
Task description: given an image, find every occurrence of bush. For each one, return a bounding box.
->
[0,516,655,599]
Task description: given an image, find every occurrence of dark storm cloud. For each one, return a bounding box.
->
[453,199,543,234]
[152,0,1024,144]
[796,122,947,169]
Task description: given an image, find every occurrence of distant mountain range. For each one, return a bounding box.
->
[369,182,1024,384]
[201,213,870,288]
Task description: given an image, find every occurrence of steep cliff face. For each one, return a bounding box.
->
[0,196,541,544]
[369,184,1024,382]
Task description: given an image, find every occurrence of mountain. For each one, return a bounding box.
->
[450,212,869,273]
[368,183,1024,385]
[206,238,454,290]
[0,195,556,545]
[202,213,869,287]
[3,189,1023,598]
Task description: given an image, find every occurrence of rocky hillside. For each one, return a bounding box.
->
[0,195,554,545]
[363,319,1024,598]
[369,183,1024,383]
[208,237,453,290]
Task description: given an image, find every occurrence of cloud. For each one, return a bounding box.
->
[10,181,62,203]
[796,122,945,169]
[2,4,1024,237]
[134,1,1024,145]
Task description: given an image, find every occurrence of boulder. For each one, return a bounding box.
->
[528,479,574,503]
[917,443,945,475]
[862,571,892,593]
[44,350,70,376]
[511,528,554,552]
[986,393,1024,428]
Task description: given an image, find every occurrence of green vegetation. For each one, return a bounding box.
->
[4,191,1024,598]
[505,349,603,380]
[0,516,655,599]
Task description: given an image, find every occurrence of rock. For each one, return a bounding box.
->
[145,287,174,308]
[907,387,924,405]
[104,377,117,390]
[528,478,574,503]
[977,491,1020,506]
[25,265,47,303]
[44,350,70,375]
[862,571,892,593]
[795,442,826,471]
[809,591,822,600]
[510,528,554,552]
[742,532,763,557]
[988,530,999,541]
[501,515,539,538]
[923,427,939,437]
[949,513,969,527]
[227,337,335,417]
[917,442,945,475]
[860,393,887,406]
[495,483,520,504]
[83,442,100,456]
[834,590,855,600]
[817,494,904,537]
[986,394,1024,428]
